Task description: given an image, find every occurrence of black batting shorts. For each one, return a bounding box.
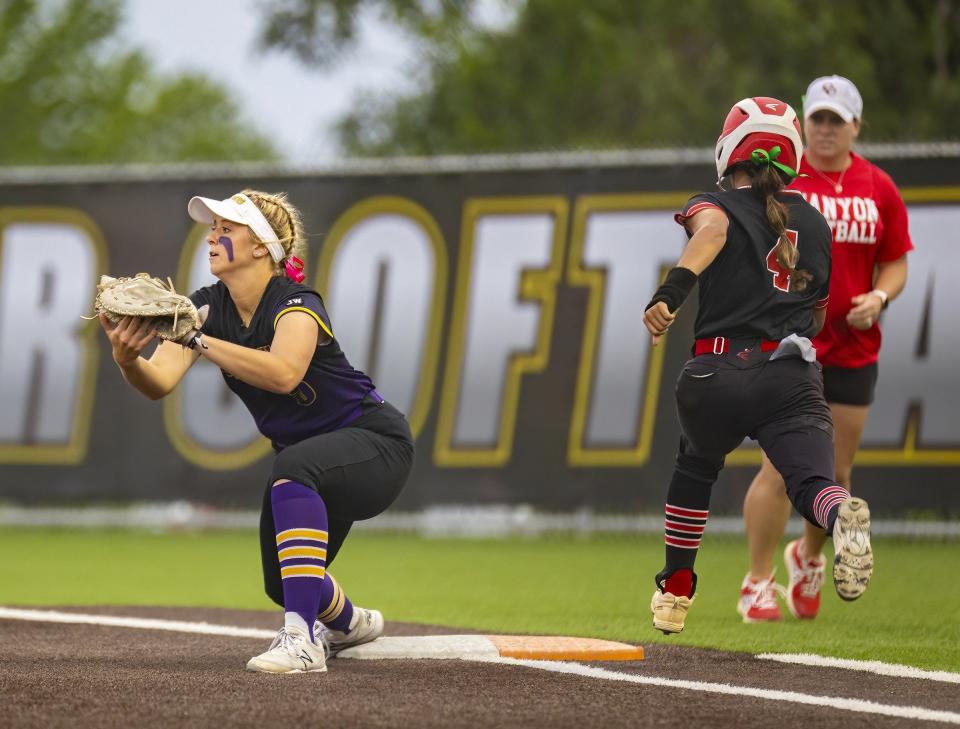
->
[822,362,878,407]
[259,395,414,607]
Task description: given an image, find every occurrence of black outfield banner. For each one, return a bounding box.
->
[1,149,958,516]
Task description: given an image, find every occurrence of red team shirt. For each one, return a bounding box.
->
[789,152,914,368]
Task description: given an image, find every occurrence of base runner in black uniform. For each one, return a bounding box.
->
[643,98,874,634]
[99,189,414,671]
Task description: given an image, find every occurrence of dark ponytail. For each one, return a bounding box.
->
[730,161,812,293]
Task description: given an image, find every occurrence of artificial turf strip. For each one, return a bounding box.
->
[1,529,957,672]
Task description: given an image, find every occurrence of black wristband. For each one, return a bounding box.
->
[646,267,698,313]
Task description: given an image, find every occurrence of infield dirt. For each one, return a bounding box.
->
[1,606,954,728]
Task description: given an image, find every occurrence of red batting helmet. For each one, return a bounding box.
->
[715,97,803,181]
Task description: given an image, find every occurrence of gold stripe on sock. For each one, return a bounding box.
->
[281,565,326,579]
[278,546,328,562]
[317,575,345,622]
[276,528,329,546]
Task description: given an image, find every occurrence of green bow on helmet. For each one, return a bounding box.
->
[750,146,798,179]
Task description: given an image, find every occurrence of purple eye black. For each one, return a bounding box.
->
[218,236,235,262]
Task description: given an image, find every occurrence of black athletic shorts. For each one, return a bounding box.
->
[822,362,878,407]
[259,394,415,607]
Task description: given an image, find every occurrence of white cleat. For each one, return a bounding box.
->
[832,497,873,602]
[316,608,384,655]
[246,626,328,674]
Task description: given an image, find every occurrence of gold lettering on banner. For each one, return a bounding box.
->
[0,208,106,464]
[434,196,568,467]
[162,223,272,470]
[316,196,448,438]
[566,193,689,467]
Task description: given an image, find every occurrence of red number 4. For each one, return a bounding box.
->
[766,229,798,292]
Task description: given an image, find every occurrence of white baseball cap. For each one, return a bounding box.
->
[188,193,286,262]
[803,75,863,122]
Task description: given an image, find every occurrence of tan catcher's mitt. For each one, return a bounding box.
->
[93,273,201,343]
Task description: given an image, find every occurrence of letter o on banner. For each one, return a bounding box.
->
[163,224,272,469]
[316,197,447,436]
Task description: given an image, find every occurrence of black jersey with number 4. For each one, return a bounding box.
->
[675,188,832,341]
[189,276,376,451]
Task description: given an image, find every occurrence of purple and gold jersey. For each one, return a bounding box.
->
[190,277,376,451]
[675,189,832,341]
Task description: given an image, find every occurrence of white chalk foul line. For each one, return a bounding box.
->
[0,608,501,659]
[757,653,960,684]
[486,657,960,725]
[0,607,276,640]
[2,607,958,724]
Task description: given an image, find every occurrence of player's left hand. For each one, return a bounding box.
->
[846,292,883,330]
[644,301,675,346]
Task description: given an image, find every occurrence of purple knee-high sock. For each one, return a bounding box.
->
[272,481,328,641]
[317,573,355,633]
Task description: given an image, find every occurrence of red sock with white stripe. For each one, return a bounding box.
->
[654,454,717,598]
[664,504,708,552]
[658,503,708,597]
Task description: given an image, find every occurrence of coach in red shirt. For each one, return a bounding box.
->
[738,76,913,624]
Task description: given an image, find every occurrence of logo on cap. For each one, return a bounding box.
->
[232,195,247,205]
[822,82,836,95]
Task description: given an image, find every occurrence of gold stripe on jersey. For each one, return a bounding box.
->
[278,546,328,562]
[276,528,329,546]
[281,564,326,579]
[274,306,333,339]
[317,575,346,622]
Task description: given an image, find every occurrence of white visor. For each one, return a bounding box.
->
[188,193,287,263]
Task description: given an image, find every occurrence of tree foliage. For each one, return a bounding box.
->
[0,0,276,165]
[260,0,960,156]
[257,0,476,66]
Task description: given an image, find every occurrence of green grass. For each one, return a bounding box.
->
[1,528,958,672]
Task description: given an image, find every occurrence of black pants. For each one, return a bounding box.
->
[655,346,839,591]
[259,397,414,607]
[674,346,835,528]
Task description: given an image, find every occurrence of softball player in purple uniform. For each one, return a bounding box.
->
[99,189,414,672]
[644,98,873,634]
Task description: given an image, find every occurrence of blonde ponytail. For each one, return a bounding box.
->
[241,189,307,273]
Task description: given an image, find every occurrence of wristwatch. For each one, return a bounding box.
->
[871,288,890,310]
[185,331,209,350]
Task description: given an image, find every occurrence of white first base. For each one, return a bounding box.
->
[337,635,499,660]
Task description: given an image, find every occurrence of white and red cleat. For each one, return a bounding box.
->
[784,539,825,619]
[737,573,784,623]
